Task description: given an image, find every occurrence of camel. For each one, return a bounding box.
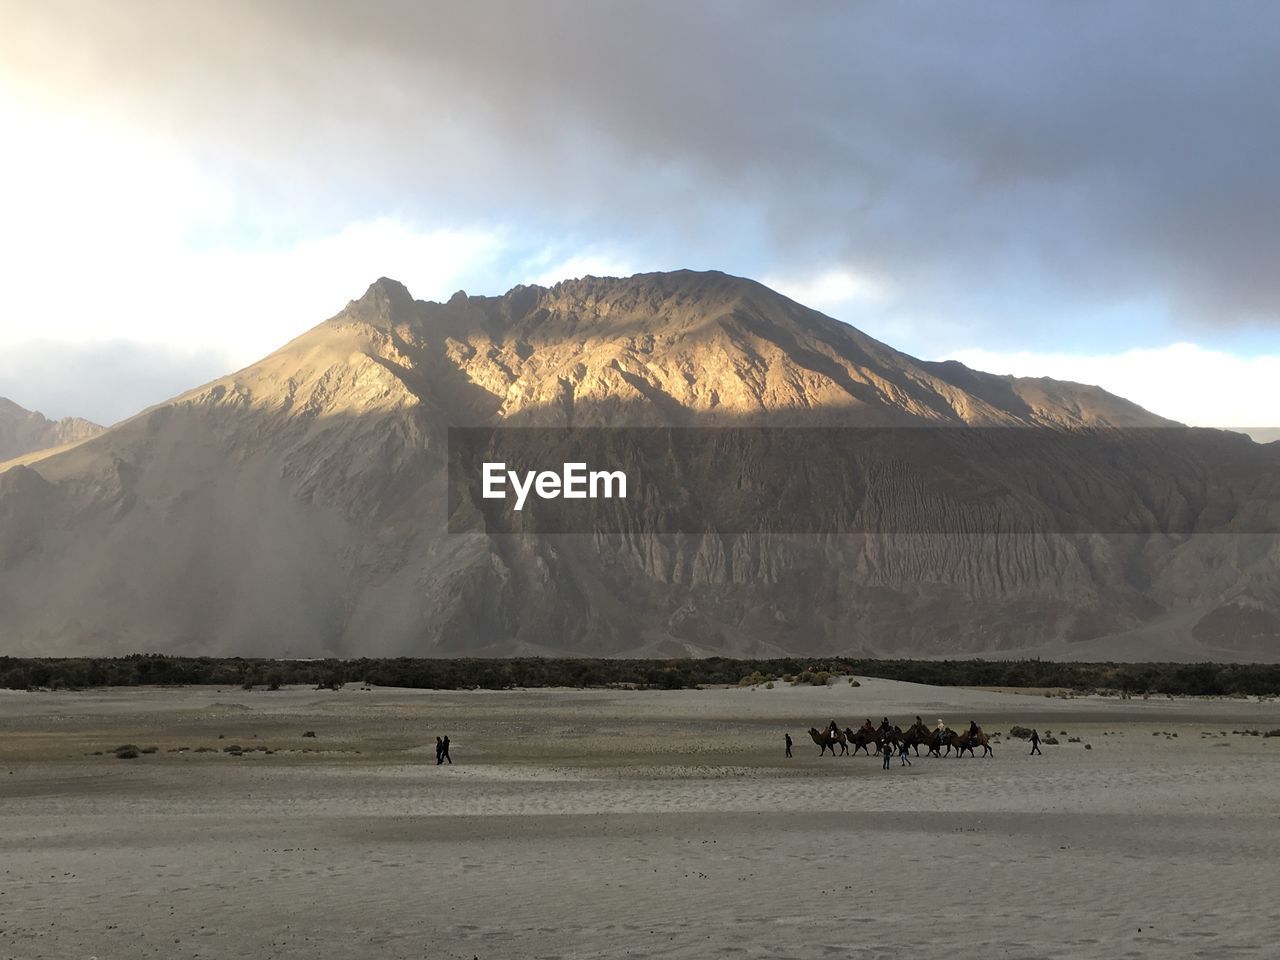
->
[901,720,943,757]
[824,720,850,756]
[885,724,904,752]
[842,727,875,756]
[915,727,960,757]
[947,726,994,758]
[808,726,848,756]
[968,724,994,757]
[860,721,901,757]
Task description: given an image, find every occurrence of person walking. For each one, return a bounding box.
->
[441,735,452,764]
[785,733,793,758]
[435,736,444,765]
[1029,729,1042,756]
[882,739,892,770]
[899,739,912,767]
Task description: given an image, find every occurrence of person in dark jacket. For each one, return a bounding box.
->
[435,736,444,764]
[1029,729,1042,756]
[441,736,452,764]
[785,733,793,758]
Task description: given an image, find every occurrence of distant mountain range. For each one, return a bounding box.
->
[1,270,1277,660]
[0,397,101,463]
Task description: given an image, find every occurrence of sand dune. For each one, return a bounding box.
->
[3,680,1279,958]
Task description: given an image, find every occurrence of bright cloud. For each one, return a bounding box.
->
[762,268,894,315]
[0,90,511,375]
[944,344,1280,429]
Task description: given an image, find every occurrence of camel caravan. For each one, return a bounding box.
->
[806,717,994,758]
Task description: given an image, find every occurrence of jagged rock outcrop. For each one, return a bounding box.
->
[1,270,1277,659]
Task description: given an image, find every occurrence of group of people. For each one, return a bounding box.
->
[434,735,452,764]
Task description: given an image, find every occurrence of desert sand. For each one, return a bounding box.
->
[2,678,1279,959]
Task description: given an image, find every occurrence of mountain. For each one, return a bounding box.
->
[1,270,1277,660]
[1229,427,1280,444]
[0,397,102,462]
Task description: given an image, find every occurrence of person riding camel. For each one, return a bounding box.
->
[969,720,978,738]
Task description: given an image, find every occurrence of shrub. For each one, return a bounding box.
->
[5,655,1280,696]
[792,671,834,686]
[1008,726,1033,739]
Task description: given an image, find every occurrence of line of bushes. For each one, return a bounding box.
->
[2,655,1280,696]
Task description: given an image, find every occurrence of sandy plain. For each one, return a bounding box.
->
[2,678,1279,960]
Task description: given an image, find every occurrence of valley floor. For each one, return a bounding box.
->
[2,680,1279,959]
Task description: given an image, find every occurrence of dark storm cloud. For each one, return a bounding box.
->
[5,0,1280,331]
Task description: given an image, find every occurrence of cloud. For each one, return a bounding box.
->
[0,89,513,339]
[5,1,1280,339]
[0,340,233,426]
[944,343,1280,429]
[3,1,1280,421]
[763,268,894,316]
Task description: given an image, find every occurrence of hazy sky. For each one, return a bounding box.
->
[2,1,1279,426]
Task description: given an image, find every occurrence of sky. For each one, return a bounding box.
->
[1,1,1279,428]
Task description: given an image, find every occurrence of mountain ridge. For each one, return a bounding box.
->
[1,270,1275,660]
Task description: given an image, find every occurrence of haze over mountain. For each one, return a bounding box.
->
[0,398,101,463]
[1,271,1277,660]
